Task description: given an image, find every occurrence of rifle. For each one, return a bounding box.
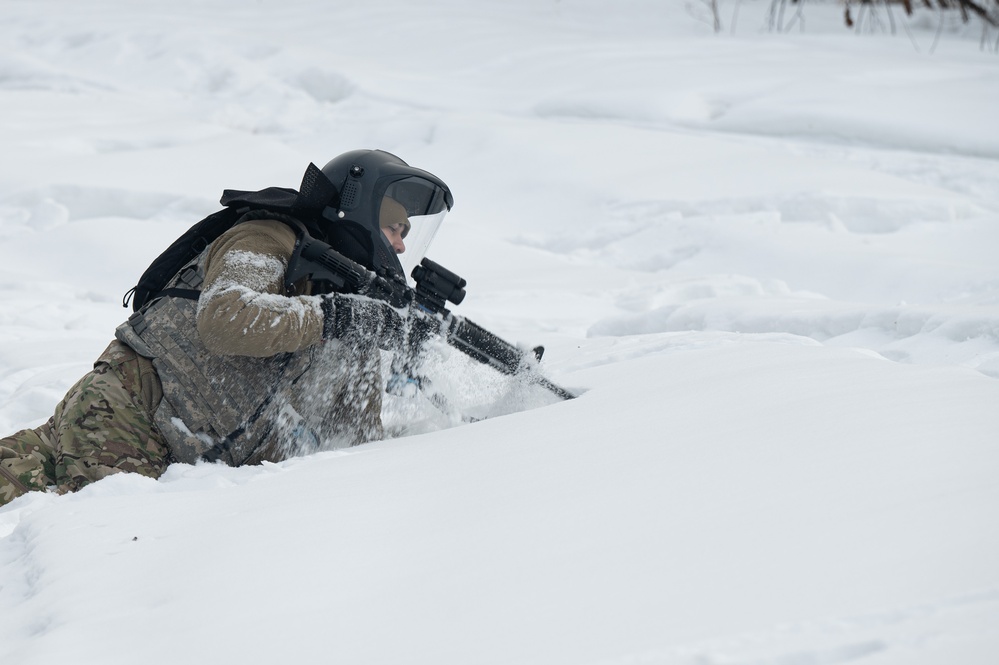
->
[285,233,577,403]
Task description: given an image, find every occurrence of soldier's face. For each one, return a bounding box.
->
[382,224,407,255]
[379,196,410,255]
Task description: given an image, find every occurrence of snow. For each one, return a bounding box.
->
[1,0,998,663]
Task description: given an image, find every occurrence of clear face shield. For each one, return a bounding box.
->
[379,176,451,281]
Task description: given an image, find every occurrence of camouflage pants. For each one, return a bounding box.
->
[0,341,171,506]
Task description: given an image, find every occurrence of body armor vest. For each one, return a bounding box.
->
[116,228,383,466]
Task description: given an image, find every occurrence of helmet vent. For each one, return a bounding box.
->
[340,180,360,209]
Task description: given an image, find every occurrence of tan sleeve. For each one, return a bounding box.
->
[196,219,325,357]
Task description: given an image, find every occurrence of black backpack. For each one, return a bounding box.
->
[123,165,337,312]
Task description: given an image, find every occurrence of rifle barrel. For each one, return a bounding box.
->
[446,316,576,400]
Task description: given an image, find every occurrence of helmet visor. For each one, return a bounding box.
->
[380,176,452,280]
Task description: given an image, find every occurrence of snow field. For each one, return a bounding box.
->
[1,1,998,663]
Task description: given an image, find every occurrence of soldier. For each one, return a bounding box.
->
[0,149,453,506]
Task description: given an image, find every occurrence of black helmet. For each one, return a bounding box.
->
[318,149,453,280]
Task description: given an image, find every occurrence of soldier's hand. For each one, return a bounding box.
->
[322,293,405,350]
[406,307,446,347]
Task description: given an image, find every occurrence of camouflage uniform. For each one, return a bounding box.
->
[0,341,170,504]
[0,217,384,507]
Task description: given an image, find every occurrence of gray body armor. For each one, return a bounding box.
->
[116,250,383,466]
